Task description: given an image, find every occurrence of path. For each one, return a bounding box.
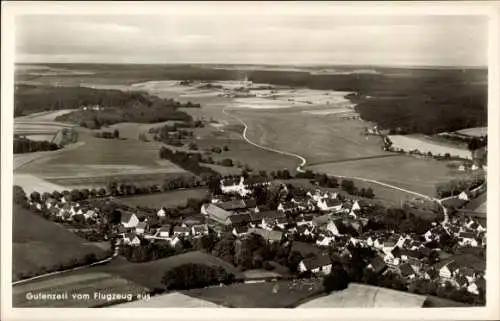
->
[221,108,448,221]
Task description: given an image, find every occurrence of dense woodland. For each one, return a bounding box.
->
[13,136,60,154]
[15,84,193,128]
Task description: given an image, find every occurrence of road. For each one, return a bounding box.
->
[222,108,448,221]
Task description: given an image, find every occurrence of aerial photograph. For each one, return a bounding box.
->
[10,8,488,309]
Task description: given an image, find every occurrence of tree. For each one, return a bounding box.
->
[365,188,375,199]
[72,214,86,226]
[80,188,90,200]
[161,263,233,290]
[220,158,234,167]
[30,191,41,203]
[13,186,28,207]
[97,188,107,197]
[323,264,350,292]
[70,189,83,202]
[287,251,304,272]
[113,129,120,139]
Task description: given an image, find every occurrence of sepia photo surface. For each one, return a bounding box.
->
[1,1,499,320]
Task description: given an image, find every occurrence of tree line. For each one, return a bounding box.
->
[13,136,60,154]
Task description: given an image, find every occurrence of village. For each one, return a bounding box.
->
[23,170,487,301]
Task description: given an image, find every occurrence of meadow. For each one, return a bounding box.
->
[389,134,472,159]
[309,155,470,197]
[13,206,107,281]
[118,188,210,209]
[183,278,324,308]
[13,272,148,308]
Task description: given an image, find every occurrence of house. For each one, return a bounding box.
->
[277,202,299,214]
[467,281,480,295]
[219,199,247,212]
[325,219,341,236]
[317,198,342,212]
[296,214,314,227]
[439,260,460,280]
[367,256,387,274]
[83,209,97,220]
[233,225,249,237]
[227,213,251,226]
[399,263,416,280]
[203,204,233,226]
[191,224,209,237]
[220,176,251,196]
[275,217,289,230]
[157,207,167,217]
[248,228,283,243]
[298,255,332,274]
[458,165,466,171]
[262,217,276,231]
[458,191,470,201]
[135,222,148,234]
[156,225,172,238]
[249,211,285,225]
[182,216,203,227]
[173,226,191,237]
[458,232,478,247]
[459,267,476,283]
[351,200,361,211]
[123,233,141,246]
[121,212,140,228]
[296,224,314,237]
[316,235,334,247]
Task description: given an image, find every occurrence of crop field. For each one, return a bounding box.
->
[14,174,65,194]
[118,188,210,209]
[13,206,107,281]
[183,278,324,308]
[297,283,427,308]
[232,109,388,165]
[102,251,243,290]
[389,135,471,159]
[309,155,471,196]
[13,272,148,308]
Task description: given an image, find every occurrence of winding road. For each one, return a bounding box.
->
[222,108,448,221]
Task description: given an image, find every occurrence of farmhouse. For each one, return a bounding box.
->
[121,212,140,228]
[298,255,332,275]
[203,204,233,226]
[123,233,141,246]
[227,213,251,226]
[173,226,191,237]
[218,199,247,212]
[135,222,148,234]
[317,198,342,212]
[157,207,167,217]
[220,177,251,196]
[438,260,460,280]
[247,228,283,243]
[155,225,172,238]
[191,224,209,237]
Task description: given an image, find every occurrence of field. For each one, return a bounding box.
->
[297,283,427,308]
[101,251,243,290]
[14,174,65,194]
[13,205,107,280]
[455,126,488,137]
[112,292,225,308]
[118,188,210,209]
[233,108,387,165]
[389,134,472,159]
[309,155,471,196]
[183,278,324,308]
[13,272,148,308]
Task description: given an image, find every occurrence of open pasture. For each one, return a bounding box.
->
[13,206,107,281]
[454,126,487,137]
[389,135,471,159]
[183,278,324,308]
[118,188,210,209]
[102,251,243,290]
[13,272,148,308]
[309,155,470,196]
[113,292,225,308]
[233,109,387,165]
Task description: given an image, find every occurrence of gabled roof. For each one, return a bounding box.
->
[173,226,190,233]
[301,255,332,270]
[391,246,402,258]
[205,204,232,223]
[121,211,137,223]
[312,214,331,226]
[439,260,459,273]
[399,263,415,277]
[219,199,247,211]
[192,224,208,233]
[324,198,342,207]
[249,211,285,222]
[244,198,257,208]
[234,225,249,234]
[158,225,171,233]
[369,256,387,274]
[136,222,148,229]
[276,217,289,224]
[126,232,139,241]
[248,228,283,242]
[228,213,251,225]
[459,232,475,239]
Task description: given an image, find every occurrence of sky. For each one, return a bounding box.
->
[15,13,488,67]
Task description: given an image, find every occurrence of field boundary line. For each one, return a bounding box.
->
[12,256,113,286]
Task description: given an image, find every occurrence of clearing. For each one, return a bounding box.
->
[13,205,108,281]
[13,272,148,308]
[117,188,210,209]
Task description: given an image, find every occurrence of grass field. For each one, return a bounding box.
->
[232,108,387,165]
[183,278,324,308]
[455,127,487,137]
[297,283,427,308]
[118,188,210,208]
[309,155,471,196]
[13,272,148,308]
[14,174,65,194]
[13,206,107,280]
[389,134,471,159]
[101,251,243,290]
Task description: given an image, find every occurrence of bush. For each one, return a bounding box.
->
[161,263,234,290]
